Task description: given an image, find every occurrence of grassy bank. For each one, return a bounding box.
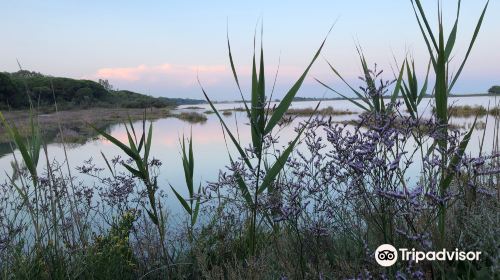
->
[448,105,500,117]
[0,1,499,279]
[0,107,174,144]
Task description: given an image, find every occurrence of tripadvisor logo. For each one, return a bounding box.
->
[374,244,481,267]
[375,244,398,267]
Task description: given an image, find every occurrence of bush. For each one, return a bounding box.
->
[488,85,500,94]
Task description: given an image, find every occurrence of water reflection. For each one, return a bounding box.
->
[0,96,498,214]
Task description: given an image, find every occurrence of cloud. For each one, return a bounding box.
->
[84,62,330,99]
[90,63,228,87]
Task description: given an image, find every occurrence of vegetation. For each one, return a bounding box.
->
[0,70,204,110]
[0,108,172,147]
[0,1,498,279]
[183,106,204,109]
[221,110,233,116]
[430,105,500,117]
[446,105,500,117]
[286,106,355,116]
[488,85,500,94]
[174,112,208,123]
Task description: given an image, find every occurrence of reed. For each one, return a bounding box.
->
[0,1,497,279]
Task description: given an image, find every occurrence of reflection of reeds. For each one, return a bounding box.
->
[0,1,497,278]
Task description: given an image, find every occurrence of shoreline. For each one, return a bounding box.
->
[0,107,174,145]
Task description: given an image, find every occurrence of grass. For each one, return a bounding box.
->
[222,107,247,112]
[0,1,498,279]
[183,106,204,110]
[0,107,172,144]
[174,112,208,123]
[429,105,499,117]
[0,107,223,144]
[222,110,233,116]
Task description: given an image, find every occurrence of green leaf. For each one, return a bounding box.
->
[435,13,448,151]
[440,117,476,191]
[122,163,143,179]
[315,79,370,112]
[401,83,417,120]
[181,135,194,197]
[323,59,372,109]
[28,111,41,168]
[144,122,153,163]
[0,112,37,185]
[444,0,461,60]
[170,185,192,215]
[251,40,263,157]
[258,38,266,135]
[229,155,253,206]
[227,27,252,119]
[410,0,437,67]
[449,0,489,91]
[357,51,380,112]
[258,103,319,194]
[417,60,431,104]
[257,137,296,194]
[91,124,141,162]
[389,60,405,110]
[200,81,253,169]
[101,151,115,178]
[192,185,201,226]
[188,132,194,181]
[145,208,159,225]
[413,0,438,51]
[264,26,332,135]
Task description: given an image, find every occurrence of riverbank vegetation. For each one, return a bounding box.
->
[0,1,498,279]
[432,105,500,118]
[488,85,500,94]
[0,70,204,110]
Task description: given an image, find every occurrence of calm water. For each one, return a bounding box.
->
[0,96,498,215]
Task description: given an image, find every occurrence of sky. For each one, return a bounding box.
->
[1,0,499,100]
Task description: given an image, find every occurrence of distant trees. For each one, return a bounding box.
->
[98,79,113,91]
[488,85,500,94]
[0,70,188,109]
[0,72,24,108]
[0,71,108,108]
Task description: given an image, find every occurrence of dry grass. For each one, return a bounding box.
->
[0,107,213,144]
[432,105,500,118]
[0,108,172,144]
[183,106,204,110]
[286,106,355,116]
[174,112,208,123]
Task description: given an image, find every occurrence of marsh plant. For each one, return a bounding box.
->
[0,0,498,279]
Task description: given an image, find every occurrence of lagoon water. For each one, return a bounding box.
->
[0,96,498,215]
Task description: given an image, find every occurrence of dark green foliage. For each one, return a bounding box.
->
[107,90,174,108]
[83,212,138,279]
[11,74,108,107]
[0,70,203,110]
[488,85,500,94]
[0,72,23,108]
